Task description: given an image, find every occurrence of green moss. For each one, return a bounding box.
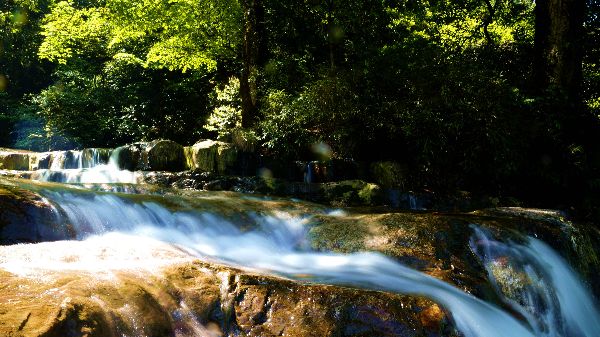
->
[370,161,406,188]
[319,180,383,206]
[0,153,30,170]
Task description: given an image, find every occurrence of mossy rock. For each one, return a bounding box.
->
[189,139,238,174]
[81,148,111,168]
[183,146,195,170]
[0,152,30,170]
[29,152,51,170]
[322,180,383,206]
[110,143,147,171]
[370,161,406,188]
[146,140,185,171]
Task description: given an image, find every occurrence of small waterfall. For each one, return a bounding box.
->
[81,148,111,168]
[31,147,139,184]
[18,188,598,337]
[49,151,81,170]
[304,162,313,183]
[408,193,418,210]
[470,227,600,337]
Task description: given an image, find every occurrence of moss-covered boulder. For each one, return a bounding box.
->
[146,140,185,171]
[0,151,30,170]
[321,180,384,206]
[187,140,238,174]
[110,143,147,171]
[183,145,195,170]
[370,161,406,189]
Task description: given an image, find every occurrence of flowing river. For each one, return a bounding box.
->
[1,152,599,337]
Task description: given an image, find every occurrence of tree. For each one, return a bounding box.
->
[534,0,586,99]
[35,0,242,147]
[239,0,265,128]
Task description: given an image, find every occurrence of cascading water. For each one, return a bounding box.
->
[470,227,600,337]
[32,148,139,184]
[4,183,598,337]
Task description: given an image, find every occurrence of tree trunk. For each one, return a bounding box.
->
[534,0,586,99]
[239,0,265,128]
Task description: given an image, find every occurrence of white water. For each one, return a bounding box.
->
[6,155,600,337]
[470,227,600,337]
[33,148,139,184]
[18,189,598,337]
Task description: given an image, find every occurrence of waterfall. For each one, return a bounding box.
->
[49,150,83,170]
[408,193,418,210]
[15,187,598,337]
[470,227,600,337]
[32,148,139,184]
[304,162,314,183]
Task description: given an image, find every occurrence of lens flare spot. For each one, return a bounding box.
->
[0,75,7,91]
[258,167,273,179]
[311,142,332,160]
[11,9,28,26]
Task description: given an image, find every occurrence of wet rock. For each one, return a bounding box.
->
[0,238,451,337]
[111,142,148,171]
[28,152,51,170]
[370,161,407,189]
[146,140,185,171]
[188,140,238,174]
[81,148,111,168]
[0,151,30,170]
[0,182,73,243]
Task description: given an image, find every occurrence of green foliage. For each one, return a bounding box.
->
[38,2,108,64]
[107,0,241,72]
[1,0,598,217]
[259,75,363,159]
[203,77,242,140]
[25,0,238,148]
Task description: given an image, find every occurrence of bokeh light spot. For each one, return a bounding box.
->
[0,75,8,92]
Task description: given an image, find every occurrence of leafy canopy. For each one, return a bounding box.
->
[39,0,241,72]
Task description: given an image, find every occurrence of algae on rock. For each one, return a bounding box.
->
[187,140,238,174]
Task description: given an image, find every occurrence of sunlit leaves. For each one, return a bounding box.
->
[39,0,242,73]
[387,0,535,50]
[38,2,109,64]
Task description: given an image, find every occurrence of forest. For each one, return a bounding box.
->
[1,0,599,218]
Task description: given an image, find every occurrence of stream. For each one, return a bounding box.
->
[1,149,599,337]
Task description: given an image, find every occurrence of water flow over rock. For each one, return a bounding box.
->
[32,148,139,184]
[470,227,600,337]
[7,185,595,337]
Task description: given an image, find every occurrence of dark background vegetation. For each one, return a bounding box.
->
[1,0,599,218]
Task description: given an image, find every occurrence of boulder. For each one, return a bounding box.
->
[47,150,82,169]
[0,181,73,243]
[110,141,185,172]
[0,237,448,337]
[28,152,51,170]
[110,143,147,171]
[183,145,195,170]
[0,152,30,170]
[188,140,238,174]
[81,148,111,168]
[321,180,384,206]
[370,161,406,189]
[146,140,185,171]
